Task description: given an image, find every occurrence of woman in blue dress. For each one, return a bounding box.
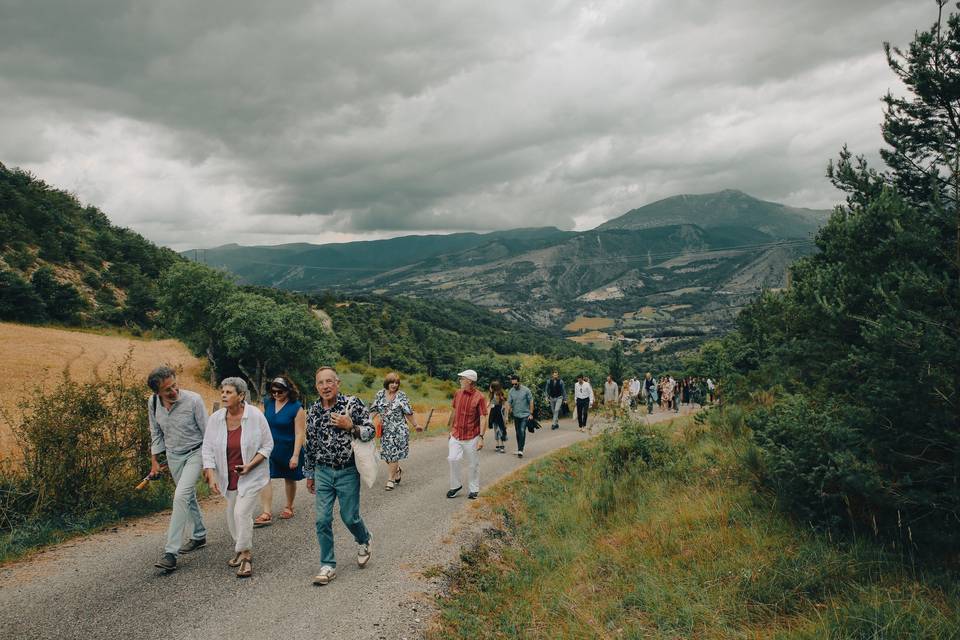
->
[370,372,421,491]
[255,375,305,526]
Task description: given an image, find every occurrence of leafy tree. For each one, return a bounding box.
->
[158,262,234,384]
[218,293,338,400]
[727,2,960,552]
[30,266,88,324]
[607,341,625,382]
[0,269,46,322]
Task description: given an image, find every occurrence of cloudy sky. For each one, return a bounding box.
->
[0,0,937,250]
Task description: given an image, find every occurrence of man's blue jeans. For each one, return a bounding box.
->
[513,416,528,452]
[314,464,370,568]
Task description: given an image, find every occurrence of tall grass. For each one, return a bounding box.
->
[429,412,959,639]
[0,355,171,561]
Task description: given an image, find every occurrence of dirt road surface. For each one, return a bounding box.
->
[0,408,693,640]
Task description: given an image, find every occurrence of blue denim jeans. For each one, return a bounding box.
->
[513,416,528,452]
[314,464,370,568]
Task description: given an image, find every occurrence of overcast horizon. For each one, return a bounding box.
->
[0,1,937,251]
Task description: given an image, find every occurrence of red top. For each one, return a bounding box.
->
[226,425,243,491]
[451,387,487,441]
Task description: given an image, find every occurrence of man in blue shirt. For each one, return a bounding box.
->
[147,365,209,572]
[506,374,534,458]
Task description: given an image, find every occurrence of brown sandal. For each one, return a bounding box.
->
[237,557,252,578]
[227,552,242,567]
[253,512,273,528]
[279,506,294,519]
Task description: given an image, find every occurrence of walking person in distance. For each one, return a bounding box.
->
[644,372,658,415]
[488,380,508,453]
[447,369,488,499]
[604,375,619,408]
[506,374,534,458]
[544,370,566,430]
[370,372,421,491]
[573,374,594,432]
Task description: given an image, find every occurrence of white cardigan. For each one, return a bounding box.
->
[202,403,273,498]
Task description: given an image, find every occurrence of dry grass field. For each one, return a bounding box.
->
[562,315,614,332]
[0,322,218,461]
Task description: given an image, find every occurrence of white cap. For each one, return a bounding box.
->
[457,369,478,382]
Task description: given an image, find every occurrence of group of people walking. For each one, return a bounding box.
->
[146,365,404,584]
[145,364,713,585]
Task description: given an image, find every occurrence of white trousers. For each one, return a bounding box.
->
[225,488,260,553]
[448,436,480,493]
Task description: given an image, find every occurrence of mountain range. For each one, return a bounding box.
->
[187,190,831,350]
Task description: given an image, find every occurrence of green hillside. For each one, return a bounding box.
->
[0,163,180,327]
[189,226,576,290]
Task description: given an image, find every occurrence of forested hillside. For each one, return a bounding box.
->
[314,293,600,379]
[0,163,180,327]
[0,164,606,396]
[686,7,960,555]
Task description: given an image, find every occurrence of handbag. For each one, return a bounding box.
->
[346,398,379,489]
[372,413,383,439]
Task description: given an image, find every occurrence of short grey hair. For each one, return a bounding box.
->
[315,365,339,380]
[220,377,248,399]
[147,366,176,392]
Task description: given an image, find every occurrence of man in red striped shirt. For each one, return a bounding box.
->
[446,369,487,500]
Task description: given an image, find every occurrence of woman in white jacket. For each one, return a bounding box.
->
[202,377,273,578]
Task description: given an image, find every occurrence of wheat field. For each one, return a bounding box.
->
[0,322,218,460]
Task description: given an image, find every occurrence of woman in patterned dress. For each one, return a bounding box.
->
[370,372,421,490]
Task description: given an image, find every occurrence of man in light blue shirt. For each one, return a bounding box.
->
[147,365,209,572]
[506,374,534,458]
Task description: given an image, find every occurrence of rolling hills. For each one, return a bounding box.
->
[188,190,830,351]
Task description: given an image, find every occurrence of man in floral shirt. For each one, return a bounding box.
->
[304,366,375,585]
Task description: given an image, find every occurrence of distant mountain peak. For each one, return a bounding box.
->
[595,189,829,238]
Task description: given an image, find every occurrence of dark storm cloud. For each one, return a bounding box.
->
[0,0,936,248]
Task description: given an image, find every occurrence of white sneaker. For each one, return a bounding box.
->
[516,450,524,458]
[312,565,336,585]
[357,540,371,568]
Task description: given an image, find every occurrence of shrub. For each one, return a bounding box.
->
[1,355,163,528]
[748,395,884,535]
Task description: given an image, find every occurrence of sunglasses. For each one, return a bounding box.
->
[270,388,287,395]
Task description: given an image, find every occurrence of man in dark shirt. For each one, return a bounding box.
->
[543,370,566,430]
[304,366,375,585]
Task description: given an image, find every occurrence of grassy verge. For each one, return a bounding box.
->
[429,413,959,639]
[0,480,175,562]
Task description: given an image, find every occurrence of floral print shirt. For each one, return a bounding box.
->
[303,393,375,473]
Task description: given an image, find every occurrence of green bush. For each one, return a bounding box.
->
[748,395,884,535]
[0,356,162,531]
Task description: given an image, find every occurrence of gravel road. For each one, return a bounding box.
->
[0,408,691,640]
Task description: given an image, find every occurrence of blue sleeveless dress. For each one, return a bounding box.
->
[264,397,305,480]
